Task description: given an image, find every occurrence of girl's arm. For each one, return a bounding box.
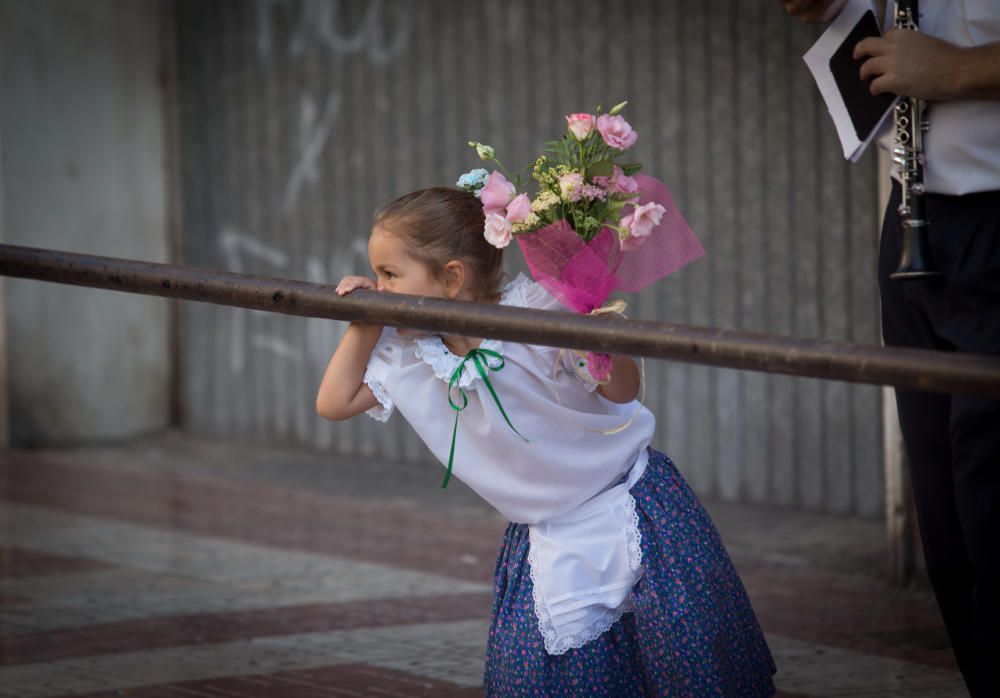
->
[315,276,382,421]
[597,355,640,404]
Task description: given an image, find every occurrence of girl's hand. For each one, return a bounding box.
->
[336,276,376,295]
[596,354,640,404]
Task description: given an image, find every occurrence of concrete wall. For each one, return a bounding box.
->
[1,1,171,445]
[0,0,889,517]
[0,101,8,449]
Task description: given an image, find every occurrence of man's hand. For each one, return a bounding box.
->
[855,30,964,100]
[856,32,1000,101]
[780,0,849,23]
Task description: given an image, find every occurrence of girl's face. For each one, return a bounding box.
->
[368,225,447,298]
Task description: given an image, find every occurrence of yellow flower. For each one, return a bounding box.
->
[531,191,560,213]
[534,163,573,190]
[512,212,540,234]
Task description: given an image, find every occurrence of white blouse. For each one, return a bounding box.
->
[363,274,656,653]
[363,273,655,525]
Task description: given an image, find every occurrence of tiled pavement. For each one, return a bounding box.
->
[0,432,968,697]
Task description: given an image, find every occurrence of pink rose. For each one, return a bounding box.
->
[479,171,516,216]
[558,172,584,201]
[596,114,638,150]
[506,193,532,223]
[483,212,513,248]
[619,202,666,251]
[565,113,596,141]
[611,166,639,194]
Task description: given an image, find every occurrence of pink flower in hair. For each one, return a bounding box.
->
[565,113,596,141]
[506,193,532,223]
[596,114,638,150]
[483,212,513,249]
[619,201,665,251]
[479,171,516,217]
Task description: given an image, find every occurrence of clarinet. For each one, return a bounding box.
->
[889,0,940,281]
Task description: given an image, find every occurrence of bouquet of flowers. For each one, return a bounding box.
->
[458,102,703,380]
[457,102,704,313]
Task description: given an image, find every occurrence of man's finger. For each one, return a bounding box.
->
[859,56,885,82]
[870,74,891,96]
[854,36,885,60]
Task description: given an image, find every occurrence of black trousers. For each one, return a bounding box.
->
[879,180,1000,697]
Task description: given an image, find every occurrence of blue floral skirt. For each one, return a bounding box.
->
[484,449,776,696]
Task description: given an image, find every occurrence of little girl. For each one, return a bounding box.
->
[317,187,776,696]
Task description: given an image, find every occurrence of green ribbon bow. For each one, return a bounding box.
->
[443,348,527,489]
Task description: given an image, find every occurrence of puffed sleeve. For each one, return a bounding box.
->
[513,276,567,312]
[363,328,402,422]
[509,276,602,391]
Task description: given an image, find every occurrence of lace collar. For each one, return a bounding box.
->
[412,274,532,387]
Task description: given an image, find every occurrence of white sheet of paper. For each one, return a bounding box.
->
[803,0,898,162]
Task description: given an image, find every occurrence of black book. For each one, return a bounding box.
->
[829,9,897,140]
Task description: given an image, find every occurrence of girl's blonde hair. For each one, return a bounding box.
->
[374,187,504,300]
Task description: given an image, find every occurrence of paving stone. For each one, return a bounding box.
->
[0,546,111,579]
[769,635,967,696]
[0,436,970,696]
[62,664,486,698]
[1,503,487,636]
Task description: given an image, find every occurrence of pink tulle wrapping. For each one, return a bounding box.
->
[516,174,704,313]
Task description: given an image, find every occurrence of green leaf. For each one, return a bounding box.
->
[621,163,642,176]
[606,199,629,216]
[544,138,575,166]
[585,159,614,179]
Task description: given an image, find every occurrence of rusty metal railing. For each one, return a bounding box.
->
[3,243,999,397]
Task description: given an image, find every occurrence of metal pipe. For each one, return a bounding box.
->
[3,243,999,397]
